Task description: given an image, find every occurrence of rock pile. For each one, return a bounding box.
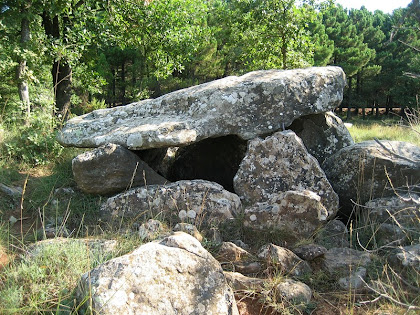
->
[52,66,420,313]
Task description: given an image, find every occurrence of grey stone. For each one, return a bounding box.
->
[290,111,354,164]
[338,267,367,290]
[72,143,167,195]
[258,244,312,276]
[77,232,238,315]
[363,194,420,227]
[224,272,265,291]
[323,140,420,217]
[389,244,420,271]
[138,219,165,241]
[293,244,327,261]
[233,130,339,219]
[275,278,312,304]
[58,67,345,149]
[101,180,242,227]
[242,190,330,239]
[322,247,371,276]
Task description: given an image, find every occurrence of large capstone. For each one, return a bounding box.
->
[76,232,238,315]
[233,130,339,218]
[100,180,242,226]
[57,67,345,149]
[323,140,420,217]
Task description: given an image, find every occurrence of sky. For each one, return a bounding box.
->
[334,0,412,14]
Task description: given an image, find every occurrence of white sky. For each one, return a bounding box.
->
[334,0,412,14]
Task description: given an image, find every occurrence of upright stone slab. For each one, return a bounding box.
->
[57,67,345,149]
[323,140,420,216]
[101,180,242,226]
[233,130,339,218]
[289,111,354,164]
[72,143,167,195]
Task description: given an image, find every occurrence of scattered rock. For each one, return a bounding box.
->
[58,67,345,149]
[322,247,371,276]
[275,278,312,305]
[217,242,251,262]
[289,111,354,164]
[72,143,168,195]
[173,223,203,242]
[323,140,420,217]
[258,244,312,276]
[77,232,238,315]
[101,180,242,227]
[242,190,330,239]
[338,267,367,290]
[0,183,22,198]
[233,261,263,275]
[233,130,339,219]
[315,219,350,249]
[389,244,420,271]
[293,244,327,261]
[363,194,420,227]
[224,271,265,291]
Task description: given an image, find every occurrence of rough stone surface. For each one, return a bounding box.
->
[58,67,346,149]
[275,278,312,304]
[293,244,327,261]
[234,130,339,218]
[72,143,167,195]
[323,140,420,216]
[289,111,354,164]
[77,232,238,315]
[242,190,330,239]
[101,180,242,226]
[322,247,371,276]
[224,272,265,291]
[315,219,350,249]
[258,244,312,276]
[338,267,367,290]
[389,244,420,271]
[364,194,420,227]
[216,242,251,262]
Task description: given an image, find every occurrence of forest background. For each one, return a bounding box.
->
[0,0,419,165]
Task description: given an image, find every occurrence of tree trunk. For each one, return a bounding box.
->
[16,10,31,122]
[121,60,126,106]
[42,12,72,118]
[281,32,287,70]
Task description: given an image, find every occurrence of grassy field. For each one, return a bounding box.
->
[0,112,419,314]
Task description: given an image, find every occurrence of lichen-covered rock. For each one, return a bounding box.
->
[233,130,339,218]
[363,194,420,227]
[101,180,242,226]
[77,232,238,315]
[293,244,327,261]
[173,223,203,242]
[275,278,312,304]
[138,219,166,241]
[389,244,420,271]
[322,247,371,276]
[258,244,312,276]
[72,143,167,195]
[242,190,329,239]
[338,267,367,290]
[323,140,420,217]
[289,111,354,164]
[57,67,345,149]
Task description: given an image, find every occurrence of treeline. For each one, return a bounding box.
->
[0,0,419,122]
